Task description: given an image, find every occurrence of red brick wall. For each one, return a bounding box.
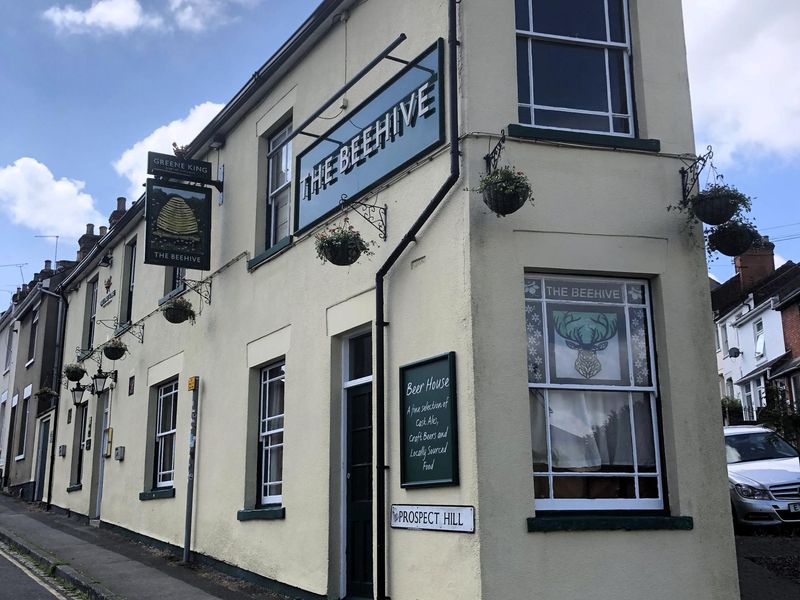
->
[783,302,800,357]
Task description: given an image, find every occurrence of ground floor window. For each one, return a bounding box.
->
[259,362,285,505]
[525,274,663,510]
[155,380,178,488]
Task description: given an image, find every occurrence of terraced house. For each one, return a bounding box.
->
[47,1,739,599]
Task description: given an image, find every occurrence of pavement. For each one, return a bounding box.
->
[0,494,293,600]
[736,531,800,600]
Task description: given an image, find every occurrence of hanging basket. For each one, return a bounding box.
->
[321,239,363,266]
[161,298,195,324]
[692,189,739,225]
[103,344,126,361]
[482,186,529,217]
[63,364,86,382]
[708,221,759,257]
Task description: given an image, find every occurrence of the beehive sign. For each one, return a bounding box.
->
[144,180,212,270]
[295,39,445,232]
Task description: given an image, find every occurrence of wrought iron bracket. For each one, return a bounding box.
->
[124,322,145,343]
[340,194,388,241]
[484,130,506,174]
[183,278,212,305]
[97,318,118,332]
[679,145,713,205]
[75,346,103,368]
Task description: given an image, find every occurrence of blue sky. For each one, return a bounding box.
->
[1,0,798,300]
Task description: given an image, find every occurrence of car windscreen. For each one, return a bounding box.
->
[725,432,799,464]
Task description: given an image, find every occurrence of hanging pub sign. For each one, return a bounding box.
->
[147,152,212,184]
[144,179,212,270]
[400,352,458,488]
[295,38,445,233]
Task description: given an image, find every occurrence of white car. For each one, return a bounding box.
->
[725,425,800,526]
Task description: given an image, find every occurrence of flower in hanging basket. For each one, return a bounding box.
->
[162,297,196,324]
[314,218,375,266]
[34,386,58,400]
[63,363,86,382]
[103,337,127,361]
[706,217,761,258]
[692,183,751,226]
[478,166,533,217]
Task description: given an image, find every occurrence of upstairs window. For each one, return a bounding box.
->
[515,0,634,136]
[753,319,765,359]
[121,240,137,325]
[266,122,293,248]
[85,278,98,350]
[26,309,39,364]
[4,326,12,371]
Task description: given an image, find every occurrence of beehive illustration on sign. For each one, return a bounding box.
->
[156,195,200,239]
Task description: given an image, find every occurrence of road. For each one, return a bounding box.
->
[0,547,70,600]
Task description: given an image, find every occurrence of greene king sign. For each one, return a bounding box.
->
[295,39,444,232]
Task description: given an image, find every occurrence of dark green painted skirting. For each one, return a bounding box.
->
[507,124,661,153]
[527,515,694,533]
[247,237,292,271]
[99,520,325,600]
[138,488,175,501]
[66,484,83,493]
[236,507,286,521]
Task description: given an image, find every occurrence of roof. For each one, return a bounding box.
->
[712,262,800,317]
[724,425,773,436]
[735,351,790,384]
[769,356,800,380]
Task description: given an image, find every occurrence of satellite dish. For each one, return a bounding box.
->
[728,347,741,358]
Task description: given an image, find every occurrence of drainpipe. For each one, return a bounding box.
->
[39,287,67,510]
[374,1,460,598]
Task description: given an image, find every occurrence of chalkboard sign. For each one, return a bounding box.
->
[400,352,458,487]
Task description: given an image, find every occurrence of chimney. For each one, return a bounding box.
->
[77,223,101,261]
[109,196,127,228]
[99,226,108,237]
[44,260,52,271]
[735,236,776,290]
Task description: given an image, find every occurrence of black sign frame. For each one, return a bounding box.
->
[293,38,446,237]
[399,351,459,488]
[145,179,212,271]
[147,151,213,184]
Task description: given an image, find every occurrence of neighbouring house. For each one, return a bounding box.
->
[44,1,739,599]
[711,239,800,420]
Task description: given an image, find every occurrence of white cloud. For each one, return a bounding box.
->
[774,253,788,269]
[0,158,105,240]
[168,0,259,32]
[113,102,224,200]
[683,0,800,166]
[43,0,163,34]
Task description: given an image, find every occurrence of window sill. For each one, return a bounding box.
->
[77,349,94,362]
[66,483,83,493]
[527,515,693,533]
[247,237,292,271]
[158,283,187,306]
[139,488,175,501]
[25,359,35,369]
[115,322,132,337]
[507,124,661,153]
[14,454,25,462]
[2,368,9,376]
[236,506,286,521]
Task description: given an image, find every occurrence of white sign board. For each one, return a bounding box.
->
[390,504,475,533]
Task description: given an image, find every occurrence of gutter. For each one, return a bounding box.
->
[374,1,460,598]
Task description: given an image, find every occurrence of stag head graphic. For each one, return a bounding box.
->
[553,312,619,379]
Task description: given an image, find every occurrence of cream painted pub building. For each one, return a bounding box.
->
[48,1,739,599]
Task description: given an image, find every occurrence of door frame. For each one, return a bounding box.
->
[34,417,51,502]
[339,330,373,600]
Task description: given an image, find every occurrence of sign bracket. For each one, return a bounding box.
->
[182,278,212,305]
[679,145,714,205]
[340,194,388,241]
[484,129,506,174]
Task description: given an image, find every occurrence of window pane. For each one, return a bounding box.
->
[552,476,636,499]
[268,379,284,419]
[516,38,531,105]
[639,477,659,498]
[526,300,546,384]
[515,0,530,31]
[270,146,290,191]
[608,0,627,43]
[547,390,634,473]
[532,42,609,112]
[518,106,532,125]
[532,0,607,40]
[626,284,645,304]
[349,334,372,381]
[268,445,283,484]
[535,109,609,132]
[273,188,291,242]
[628,307,652,387]
[533,476,550,499]
[609,49,628,114]
[159,396,174,433]
[159,434,175,476]
[530,390,548,472]
[632,393,657,472]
